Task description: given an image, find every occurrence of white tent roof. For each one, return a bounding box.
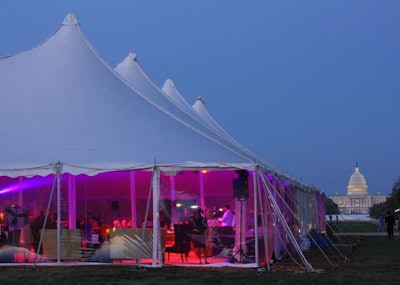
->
[162,79,234,143]
[114,53,262,166]
[161,78,270,166]
[0,13,255,177]
[192,97,233,138]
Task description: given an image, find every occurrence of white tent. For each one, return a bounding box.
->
[0,13,257,266]
[0,13,324,270]
[0,14,255,177]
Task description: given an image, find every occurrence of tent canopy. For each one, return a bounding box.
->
[114,53,261,166]
[0,13,325,270]
[0,14,255,177]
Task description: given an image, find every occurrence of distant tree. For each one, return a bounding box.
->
[325,198,340,215]
[393,178,400,205]
[370,176,400,218]
[370,203,387,218]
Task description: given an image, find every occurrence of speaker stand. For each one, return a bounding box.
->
[232,198,247,263]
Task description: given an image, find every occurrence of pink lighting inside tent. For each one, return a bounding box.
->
[0,175,54,195]
[0,185,19,195]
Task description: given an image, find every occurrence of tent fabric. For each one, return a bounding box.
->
[114,53,261,166]
[161,79,274,168]
[0,14,255,178]
[0,13,326,270]
[192,97,233,139]
[161,78,231,140]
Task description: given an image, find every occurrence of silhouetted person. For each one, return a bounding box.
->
[384,211,396,240]
[192,208,208,264]
[32,210,45,254]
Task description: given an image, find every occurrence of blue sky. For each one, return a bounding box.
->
[1,1,399,196]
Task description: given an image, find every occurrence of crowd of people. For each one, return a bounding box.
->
[1,202,266,265]
[0,210,58,253]
[1,209,138,252]
[78,213,136,246]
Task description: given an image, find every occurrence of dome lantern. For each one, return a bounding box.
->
[347,162,368,195]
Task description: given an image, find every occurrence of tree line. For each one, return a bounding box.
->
[369,177,400,218]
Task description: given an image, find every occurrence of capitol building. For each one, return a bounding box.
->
[330,163,387,214]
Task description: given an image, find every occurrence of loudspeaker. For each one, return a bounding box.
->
[235,170,249,180]
[233,177,248,199]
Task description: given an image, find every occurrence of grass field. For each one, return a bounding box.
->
[0,222,399,285]
[329,220,381,233]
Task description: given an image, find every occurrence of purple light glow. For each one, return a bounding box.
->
[0,184,20,195]
[0,175,55,195]
[267,173,274,181]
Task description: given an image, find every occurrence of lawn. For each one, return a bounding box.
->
[328,220,380,233]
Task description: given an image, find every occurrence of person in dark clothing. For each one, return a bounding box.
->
[192,208,208,264]
[31,210,46,254]
[384,211,396,240]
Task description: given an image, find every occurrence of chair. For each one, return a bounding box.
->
[165,224,192,262]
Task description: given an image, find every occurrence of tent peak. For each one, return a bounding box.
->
[115,52,137,70]
[127,52,137,61]
[163,78,175,89]
[62,13,79,27]
[196,97,205,104]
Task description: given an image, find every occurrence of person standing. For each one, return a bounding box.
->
[192,208,208,264]
[219,205,234,227]
[20,214,34,250]
[31,210,46,254]
[384,211,396,240]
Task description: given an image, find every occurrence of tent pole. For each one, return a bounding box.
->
[199,172,205,210]
[256,168,270,271]
[273,180,282,261]
[170,176,176,226]
[33,175,57,267]
[253,170,259,266]
[68,174,76,229]
[55,162,62,264]
[137,168,154,266]
[129,171,137,228]
[18,177,23,208]
[152,166,161,267]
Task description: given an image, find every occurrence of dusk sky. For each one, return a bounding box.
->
[1,1,399,196]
